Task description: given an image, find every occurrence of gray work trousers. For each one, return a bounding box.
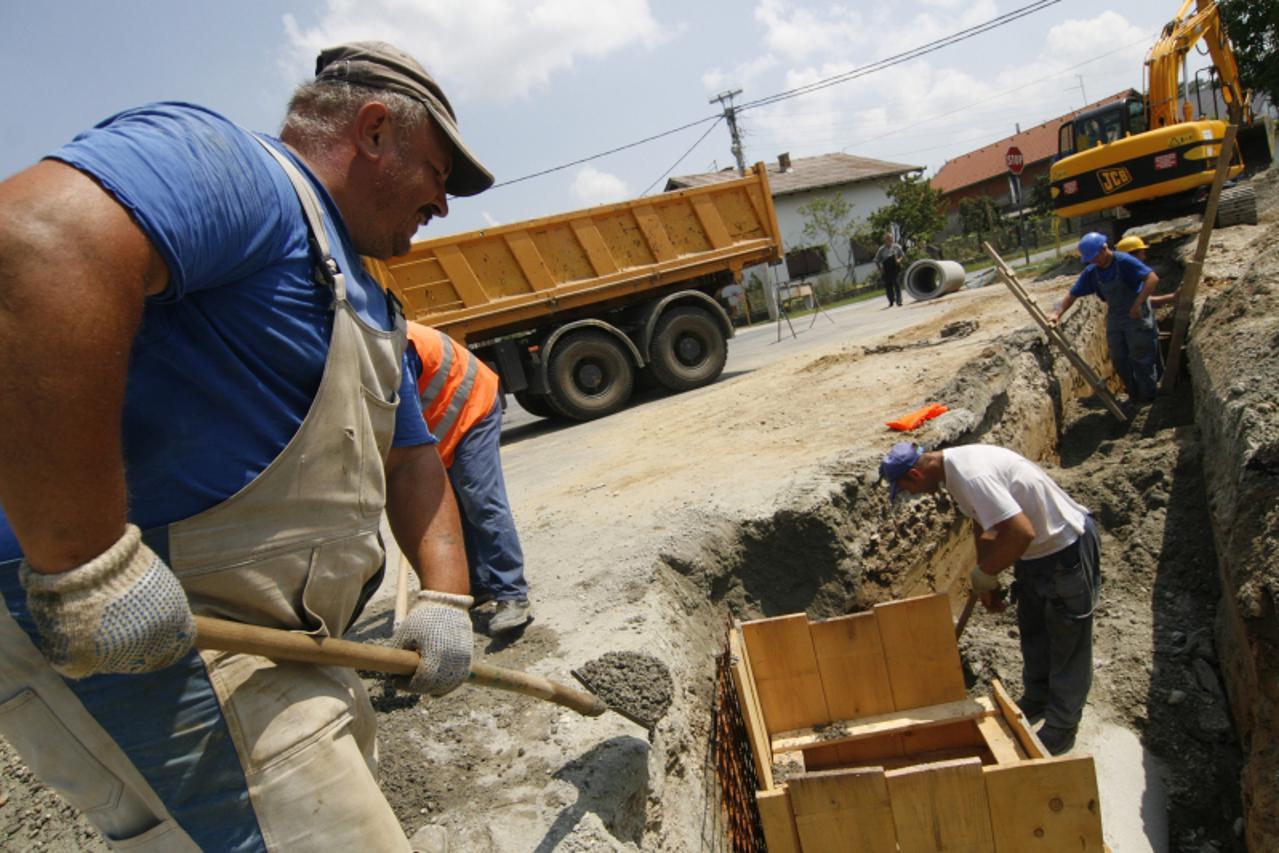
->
[1012,516,1102,730]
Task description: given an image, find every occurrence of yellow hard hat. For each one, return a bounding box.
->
[1115,235,1148,253]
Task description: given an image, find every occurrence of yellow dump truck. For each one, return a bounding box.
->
[371,162,783,421]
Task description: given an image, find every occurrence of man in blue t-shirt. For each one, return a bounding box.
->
[1051,231,1162,404]
[0,41,493,849]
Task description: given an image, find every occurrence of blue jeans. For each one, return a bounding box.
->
[448,399,528,601]
[1012,516,1102,730]
[1107,320,1160,402]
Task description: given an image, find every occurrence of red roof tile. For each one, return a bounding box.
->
[931,90,1136,195]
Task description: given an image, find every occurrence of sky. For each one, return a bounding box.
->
[0,0,1207,238]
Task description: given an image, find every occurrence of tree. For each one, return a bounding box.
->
[958,195,1002,250]
[868,174,946,251]
[1220,0,1279,106]
[797,192,860,285]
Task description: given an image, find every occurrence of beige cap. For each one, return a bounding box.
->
[314,41,494,197]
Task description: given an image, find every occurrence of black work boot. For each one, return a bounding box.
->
[1038,725,1077,756]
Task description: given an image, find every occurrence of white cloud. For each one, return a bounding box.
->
[569,165,629,205]
[281,0,668,100]
[721,6,1154,176]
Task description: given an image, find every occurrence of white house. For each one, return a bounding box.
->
[667,152,920,317]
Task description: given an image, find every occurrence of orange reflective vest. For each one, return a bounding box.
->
[405,322,500,467]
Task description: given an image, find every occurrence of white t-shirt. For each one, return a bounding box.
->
[942,445,1089,559]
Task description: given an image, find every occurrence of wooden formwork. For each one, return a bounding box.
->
[730,593,1106,852]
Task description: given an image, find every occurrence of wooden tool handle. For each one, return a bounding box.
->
[194,615,607,717]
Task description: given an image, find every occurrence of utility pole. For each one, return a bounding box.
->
[1073,74,1087,108]
[709,89,747,175]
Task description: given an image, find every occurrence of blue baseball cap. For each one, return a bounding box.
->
[880,441,923,500]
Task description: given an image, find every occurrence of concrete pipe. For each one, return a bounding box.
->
[903,259,966,302]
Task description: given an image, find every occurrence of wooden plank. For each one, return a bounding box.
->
[757,788,802,853]
[1162,123,1238,389]
[984,756,1104,852]
[810,612,896,721]
[886,757,996,852]
[691,195,733,249]
[984,242,1128,423]
[502,231,556,292]
[976,715,1024,765]
[789,768,899,853]
[433,244,490,308]
[632,204,678,262]
[772,697,995,754]
[729,626,774,789]
[568,219,620,276]
[741,614,830,734]
[873,593,967,710]
[991,678,1047,760]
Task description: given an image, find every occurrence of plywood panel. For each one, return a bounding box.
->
[728,627,773,789]
[976,715,1025,765]
[810,612,896,720]
[874,593,967,709]
[887,757,996,852]
[741,615,830,734]
[757,788,801,853]
[984,756,1104,852]
[991,678,1047,760]
[790,768,898,853]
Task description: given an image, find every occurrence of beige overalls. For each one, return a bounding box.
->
[0,138,414,851]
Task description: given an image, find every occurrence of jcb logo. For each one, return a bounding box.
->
[1097,168,1133,194]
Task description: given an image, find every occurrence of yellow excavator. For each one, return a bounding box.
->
[1049,0,1256,230]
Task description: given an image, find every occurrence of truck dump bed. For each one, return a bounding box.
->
[380,162,782,343]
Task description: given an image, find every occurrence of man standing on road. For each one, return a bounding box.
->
[880,441,1102,756]
[874,231,906,307]
[0,41,491,850]
[404,322,533,634]
[1052,232,1161,405]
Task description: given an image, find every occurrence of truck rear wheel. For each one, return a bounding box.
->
[547,331,635,421]
[513,391,558,420]
[648,306,727,392]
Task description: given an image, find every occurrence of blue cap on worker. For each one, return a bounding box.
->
[1078,232,1108,263]
[880,441,924,500]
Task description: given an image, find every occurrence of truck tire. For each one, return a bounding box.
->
[513,390,558,420]
[547,330,635,421]
[1215,184,1257,228]
[648,306,727,392]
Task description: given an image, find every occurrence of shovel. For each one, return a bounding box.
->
[194,615,608,717]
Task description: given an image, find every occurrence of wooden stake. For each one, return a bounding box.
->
[1161,123,1239,390]
[983,242,1128,422]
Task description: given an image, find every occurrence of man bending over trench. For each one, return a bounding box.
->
[881,442,1102,755]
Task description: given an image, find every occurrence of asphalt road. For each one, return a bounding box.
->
[498,293,964,440]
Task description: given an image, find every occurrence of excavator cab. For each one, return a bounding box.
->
[1057,97,1147,159]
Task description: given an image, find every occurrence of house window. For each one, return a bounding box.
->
[785,246,828,279]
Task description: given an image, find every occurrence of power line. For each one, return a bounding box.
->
[641,117,724,196]
[484,0,1065,191]
[489,114,718,190]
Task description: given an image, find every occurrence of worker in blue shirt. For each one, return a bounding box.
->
[1051,232,1161,404]
[0,42,492,850]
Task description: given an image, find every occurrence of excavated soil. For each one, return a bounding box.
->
[2,169,1277,852]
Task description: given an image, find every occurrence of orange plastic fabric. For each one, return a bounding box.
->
[886,403,949,432]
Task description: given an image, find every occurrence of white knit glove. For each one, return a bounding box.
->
[970,565,1001,593]
[20,525,196,678]
[391,590,474,696]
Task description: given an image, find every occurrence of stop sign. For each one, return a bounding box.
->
[1005,146,1025,176]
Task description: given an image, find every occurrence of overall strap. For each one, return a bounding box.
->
[252,135,347,304]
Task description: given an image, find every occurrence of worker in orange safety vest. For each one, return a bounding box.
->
[405,322,532,634]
